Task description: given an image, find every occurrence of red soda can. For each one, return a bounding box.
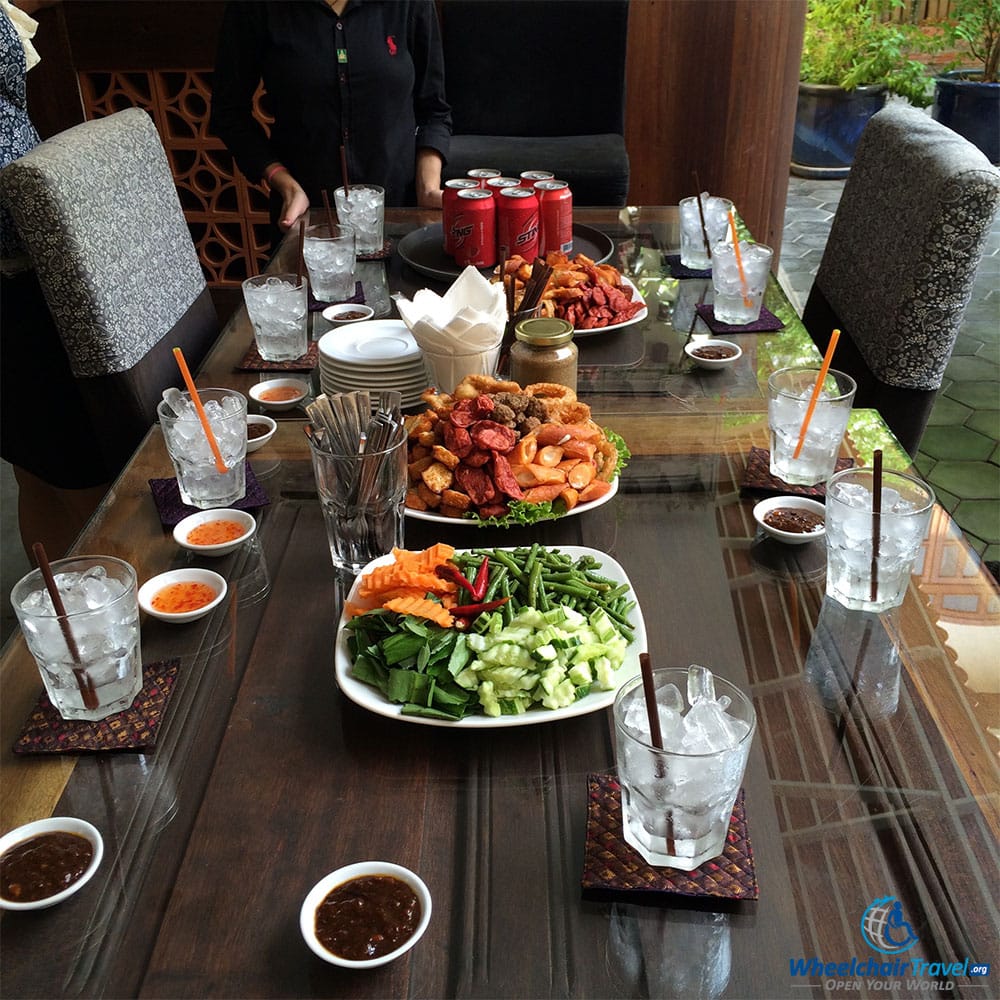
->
[520,170,554,184]
[452,188,497,267]
[535,179,574,255]
[497,187,540,261]
[467,168,501,188]
[443,178,481,254]
[486,176,520,197]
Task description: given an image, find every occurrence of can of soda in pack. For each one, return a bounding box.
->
[443,178,481,255]
[497,187,540,261]
[486,176,521,197]
[452,188,497,267]
[520,170,554,184]
[535,179,573,256]
[467,168,501,188]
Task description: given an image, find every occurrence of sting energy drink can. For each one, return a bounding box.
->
[497,187,540,262]
[452,188,497,267]
[535,179,573,256]
[443,178,480,255]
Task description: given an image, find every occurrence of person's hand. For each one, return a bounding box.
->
[415,148,444,209]
[268,169,310,231]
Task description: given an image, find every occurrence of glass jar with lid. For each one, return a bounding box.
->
[509,317,578,392]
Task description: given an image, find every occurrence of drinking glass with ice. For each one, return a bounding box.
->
[613,665,756,869]
[242,273,309,362]
[767,367,856,486]
[334,184,385,255]
[303,224,356,303]
[710,241,773,325]
[825,467,934,612]
[11,556,142,721]
[157,388,248,509]
[679,193,733,270]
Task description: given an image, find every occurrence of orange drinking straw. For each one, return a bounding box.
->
[172,347,228,474]
[727,210,753,308]
[792,328,841,460]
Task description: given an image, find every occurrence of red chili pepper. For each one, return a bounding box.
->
[435,563,478,598]
[471,556,490,601]
[447,597,510,617]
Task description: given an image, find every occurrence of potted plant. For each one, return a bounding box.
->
[793,0,938,177]
[931,0,1000,163]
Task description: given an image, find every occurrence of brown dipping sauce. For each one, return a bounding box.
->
[1,832,94,902]
[764,507,824,533]
[691,344,738,360]
[336,310,369,320]
[247,423,271,440]
[315,874,421,961]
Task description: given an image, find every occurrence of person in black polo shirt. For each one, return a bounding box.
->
[210,0,452,247]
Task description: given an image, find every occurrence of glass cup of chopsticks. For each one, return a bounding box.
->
[306,390,407,574]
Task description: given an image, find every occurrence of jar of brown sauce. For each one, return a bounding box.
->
[509,318,578,393]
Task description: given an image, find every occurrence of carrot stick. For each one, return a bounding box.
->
[172,347,228,474]
[792,329,841,461]
[727,210,753,308]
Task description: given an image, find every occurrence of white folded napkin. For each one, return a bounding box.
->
[395,266,506,354]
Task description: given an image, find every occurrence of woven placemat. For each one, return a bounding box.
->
[740,446,854,499]
[236,340,319,372]
[148,463,270,528]
[696,304,784,334]
[13,658,180,755]
[664,253,711,279]
[308,281,365,313]
[358,238,393,261]
[581,773,758,901]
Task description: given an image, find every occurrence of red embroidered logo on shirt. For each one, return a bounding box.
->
[386,35,398,56]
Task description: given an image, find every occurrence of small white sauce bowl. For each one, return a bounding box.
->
[300,861,432,968]
[246,414,277,453]
[684,339,742,370]
[322,303,375,325]
[753,495,826,545]
[173,509,256,558]
[248,378,310,412]
[138,568,228,623]
[0,817,104,911]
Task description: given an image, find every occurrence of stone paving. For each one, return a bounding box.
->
[778,175,1000,563]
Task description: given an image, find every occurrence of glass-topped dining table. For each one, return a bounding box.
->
[1,208,996,999]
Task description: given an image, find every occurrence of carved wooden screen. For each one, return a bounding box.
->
[78,70,272,287]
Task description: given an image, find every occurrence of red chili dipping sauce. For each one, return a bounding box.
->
[258,386,302,402]
[186,520,246,546]
[151,581,217,614]
[1,832,94,903]
[763,507,824,533]
[315,875,421,961]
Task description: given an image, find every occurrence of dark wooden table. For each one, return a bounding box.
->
[2,209,996,999]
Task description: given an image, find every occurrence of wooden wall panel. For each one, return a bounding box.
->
[625,0,807,263]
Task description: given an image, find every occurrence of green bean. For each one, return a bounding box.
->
[483,565,508,602]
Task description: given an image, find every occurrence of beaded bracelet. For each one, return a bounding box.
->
[264,163,287,185]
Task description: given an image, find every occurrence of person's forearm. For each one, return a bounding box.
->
[415,148,443,209]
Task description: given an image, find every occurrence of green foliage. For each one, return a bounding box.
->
[801,0,939,105]
[940,0,1000,82]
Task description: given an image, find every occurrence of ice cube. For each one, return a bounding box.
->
[656,681,684,714]
[683,699,741,752]
[687,664,716,705]
[879,487,900,511]
[831,481,871,509]
[161,387,189,418]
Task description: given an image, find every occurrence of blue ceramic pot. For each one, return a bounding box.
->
[932,71,1000,165]
[791,83,888,178]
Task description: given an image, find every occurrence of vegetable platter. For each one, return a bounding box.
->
[334,544,646,728]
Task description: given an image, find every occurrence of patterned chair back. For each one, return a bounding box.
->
[802,102,1000,456]
[0,107,218,476]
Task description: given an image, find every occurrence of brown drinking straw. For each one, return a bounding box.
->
[870,449,883,603]
[692,170,711,257]
[321,189,337,237]
[31,542,99,710]
[172,347,228,475]
[639,652,664,750]
[296,218,305,285]
[339,145,350,194]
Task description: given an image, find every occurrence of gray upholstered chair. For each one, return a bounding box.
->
[0,107,218,479]
[802,102,1000,457]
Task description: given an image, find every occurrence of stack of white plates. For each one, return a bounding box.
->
[317,320,428,408]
